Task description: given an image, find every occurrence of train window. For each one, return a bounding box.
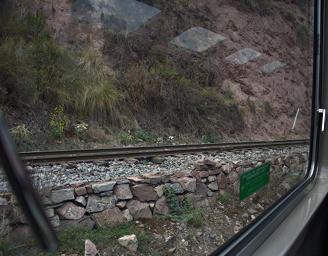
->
[0,0,316,255]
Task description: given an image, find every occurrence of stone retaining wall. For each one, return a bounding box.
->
[0,151,308,236]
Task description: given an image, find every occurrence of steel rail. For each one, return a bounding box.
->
[20,139,309,164]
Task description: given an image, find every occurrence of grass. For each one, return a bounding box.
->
[0,223,152,255]
[263,101,273,115]
[296,24,310,48]
[218,191,232,204]
[247,98,256,114]
[0,3,121,124]
[122,58,244,134]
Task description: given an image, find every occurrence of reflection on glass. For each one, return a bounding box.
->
[0,0,314,255]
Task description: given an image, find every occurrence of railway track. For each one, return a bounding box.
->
[20,139,309,164]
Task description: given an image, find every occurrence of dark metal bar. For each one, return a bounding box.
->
[0,115,58,251]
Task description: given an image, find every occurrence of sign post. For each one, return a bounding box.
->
[240,162,270,201]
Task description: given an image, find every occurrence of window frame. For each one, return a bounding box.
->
[210,0,323,255]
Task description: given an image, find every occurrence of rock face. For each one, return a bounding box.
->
[56,202,86,220]
[92,181,116,193]
[85,239,98,256]
[154,197,169,215]
[131,184,158,201]
[86,195,116,213]
[118,234,138,252]
[114,184,133,200]
[92,207,125,227]
[177,177,196,192]
[126,200,152,219]
[51,189,75,204]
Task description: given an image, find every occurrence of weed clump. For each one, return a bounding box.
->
[163,185,204,227]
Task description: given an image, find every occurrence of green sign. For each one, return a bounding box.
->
[239,162,270,201]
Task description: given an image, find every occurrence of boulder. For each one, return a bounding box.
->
[93,207,126,227]
[131,184,158,201]
[126,200,152,219]
[208,176,217,182]
[59,217,95,231]
[177,177,196,192]
[114,184,133,200]
[154,197,169,215]
[86,195,116,213]
[118,234,138,252]
[92,181,116,193]
[51,189,75,204]
[56,202,86,220]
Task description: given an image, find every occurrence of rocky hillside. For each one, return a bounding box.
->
[0,0,313,150]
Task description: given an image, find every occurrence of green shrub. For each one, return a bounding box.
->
[49,106,69,140]
[163,185,191,214]
[119,131,134,145]
[135,130,152,142]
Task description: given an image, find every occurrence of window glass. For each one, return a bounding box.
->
[0,0,314,255]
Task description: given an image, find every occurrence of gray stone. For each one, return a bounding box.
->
[75,187,87,196]
[116,201,127,209]
[59,217,96,231]
[75,196,87,206]
[155,185,164,197]
[227,171,239,184]
[115,184,133,200]
[150,156,165,164]
[164,183,184,194]
[170,27,225,53]
[177,177,196,192]
[208,182,219,191]
[56,202,86,220]
[85,239,98,256]
[73,0,161,33]
[131,184,158,201]
[225,48,261,65]
[154,197,169,215]
[123,209,133,221]
[86,195,116,213]
[208,176,217,182]
[51,188,75,204]
[141,173,170,185]
[93,207,126,227]
[195,181,209,197]
[92,181,116,193]
[118,234,138,252]
[0,197,8,206]
[221,163,234,175]
[45,208,55,218]
[126,200,152,219]
[260,61,286,74]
